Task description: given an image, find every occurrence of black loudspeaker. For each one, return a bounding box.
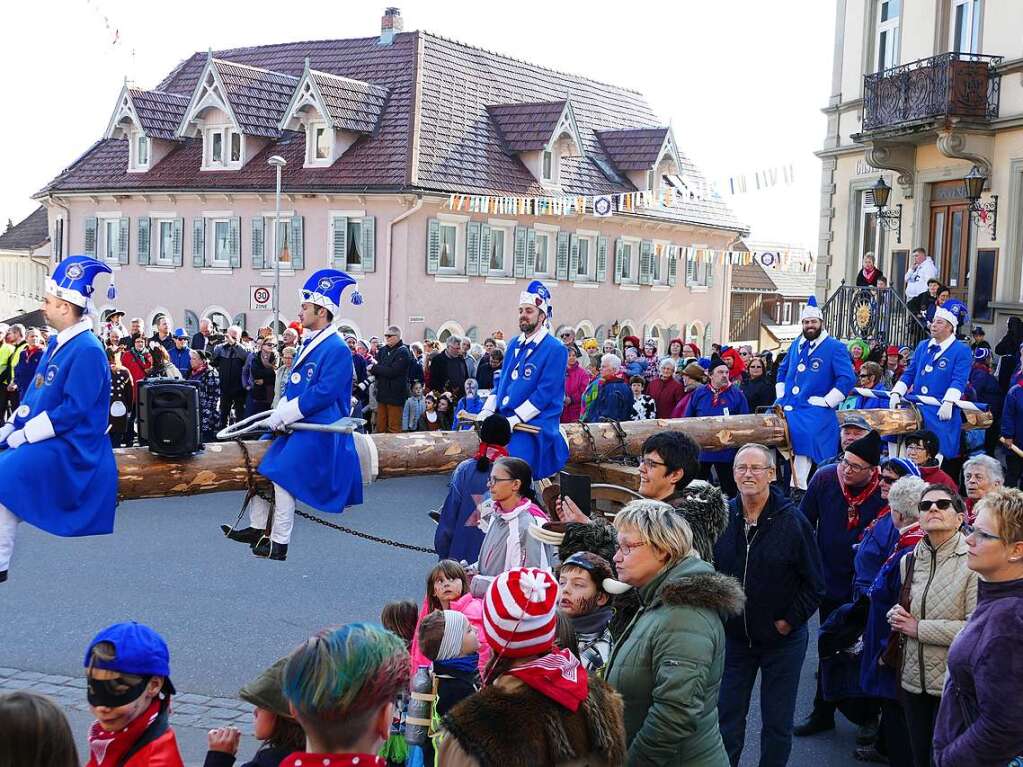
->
[138,381,202,456]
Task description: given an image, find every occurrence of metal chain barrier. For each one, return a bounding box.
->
[294,509,436,554]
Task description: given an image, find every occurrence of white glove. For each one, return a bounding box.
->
[889,392,902,410]
[807,396,829,408]
[938,400,954,422]
[6,429,26,449]
[506,414,522,429]
[263,410,287,431]
[0,423,14,444]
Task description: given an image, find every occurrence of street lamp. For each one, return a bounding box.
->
[871,176,902,244]
[964,165,998,239]
[268,155,287,337]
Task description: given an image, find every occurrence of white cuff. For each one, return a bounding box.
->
[23,412,55,444]
[823,388,846,409]
[943,388,963,403]
[513,399,540,423]
[479,394,497,418]
[277,397,304,426]
[891,380,908,397]
[775,382,785,399]
[506,415,522,429]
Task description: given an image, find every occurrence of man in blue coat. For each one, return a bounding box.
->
[478,280,568,479]
[775,296,857,494]
[223,269,363,561]
[684,355,749,496]
[0,255,118,584]
[889,304,972,478]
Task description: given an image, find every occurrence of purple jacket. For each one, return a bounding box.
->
[933,577,1023,767]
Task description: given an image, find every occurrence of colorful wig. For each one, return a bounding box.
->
[282,623,410,721]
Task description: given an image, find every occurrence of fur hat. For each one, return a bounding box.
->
[558,522,618,572]
[483,568,558,658]
[479,414,512,446]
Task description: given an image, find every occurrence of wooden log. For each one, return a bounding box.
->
[113,407,992,501]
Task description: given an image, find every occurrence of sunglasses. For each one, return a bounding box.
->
[879,474,899,484]
[918,498,955,512]
[960,523,1005,542]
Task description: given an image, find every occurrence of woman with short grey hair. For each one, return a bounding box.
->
[963,454,1004,523]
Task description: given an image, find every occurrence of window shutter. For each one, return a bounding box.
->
[232,312,247,332]
[291,216,304,270]
[192,218,205,267]
[525,228,536,277]
[555,231,570,281]
[138,217,151,266]
[331,216,348,269]
[361,216,376,272]
[426,218,440,274]
[118,217,129,265]
[685,247,696,286]
[639,240,653,285]
[184,309,199,338]
[479,224,491,274]
[667,244,678,286]
[251,218,265,269]
[568,234,579,281]
[229,216,241,268]
[707,258,715,286]
[84,216,97,257]
[513,226,527,278]
[172,219,183,267]
[613,238,624,284]
[466,221,481,276]
[596,235,608,283]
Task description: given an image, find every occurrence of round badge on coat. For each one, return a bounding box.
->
[510,369,519,380]
[16,404,30,418]
[811,359,822,371]
[925,365,933,373]
[291,372,302,384]
[797,363,806,372]
[523,364,535,379]
[938,359,948,369]
[110,401,127,417]
[44,364,59,385]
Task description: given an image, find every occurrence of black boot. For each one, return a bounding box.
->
[0,570,7,583]
[793,710,836,737]
[252,538,288,561]
[221,525,263,546]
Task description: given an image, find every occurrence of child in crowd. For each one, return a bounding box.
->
[279,623,411,767]
[436,393,454,430]
[380,601,420,767]
[416,610,481,717]
[557,552,615,673]
[0,690,79,767]
[402,381,426,431]
[489,348,504,389]
[629,375,657,421]
[417,393,441,431]
[204,657,304,767]
[623,347,645,378]
[411,561,489,674]
[83,621,184,767]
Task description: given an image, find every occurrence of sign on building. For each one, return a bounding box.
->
[250,286,275,311]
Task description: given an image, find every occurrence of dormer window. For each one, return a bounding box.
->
[315,127,329,160]
[126,128,151,172]
[542,150,554,182]
[204,126,242,170]
[137,135,149,167]
[305,122,333,166]
[212,132,223,163]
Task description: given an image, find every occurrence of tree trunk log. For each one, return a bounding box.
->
[114,407,991,501]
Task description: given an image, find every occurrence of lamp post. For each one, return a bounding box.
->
[268,155,287,337]
[964,165,998,239]
[872,176,903,244]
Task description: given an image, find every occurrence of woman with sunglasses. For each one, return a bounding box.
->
[933,487,1023,767]
[740,355,774,413]
[888,484,978,767]
[845,361,887,411]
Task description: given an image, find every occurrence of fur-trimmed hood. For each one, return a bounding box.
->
[658,569,747,619]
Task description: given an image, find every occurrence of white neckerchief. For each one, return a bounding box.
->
[798,329,829,356]
[928,334,955,361]
[514,325,550,362]
[291,324,337,370]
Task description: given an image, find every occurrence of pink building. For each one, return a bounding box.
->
[35,9,746,349]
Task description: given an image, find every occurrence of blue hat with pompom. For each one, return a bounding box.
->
[47,255,112,314]
[301,269,362,316]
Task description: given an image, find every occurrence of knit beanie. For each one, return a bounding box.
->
[483,567,559,658]
[437,610,471,662]
[846,430,882,467]
[479,413,512,446]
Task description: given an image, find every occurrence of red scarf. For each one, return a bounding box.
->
[861,265,877,284]
[87,700,161,767]
[506,648,588,712]
[884,522,925,565]
[838,469,880,532]
[474,442,509,462]
[708,381,732,409]
[280,755,384,767]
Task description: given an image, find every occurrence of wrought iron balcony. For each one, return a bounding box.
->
[862,52,1002,132]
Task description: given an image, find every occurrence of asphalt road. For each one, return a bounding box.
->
[0,475,862,766]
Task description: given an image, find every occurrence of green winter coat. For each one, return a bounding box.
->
[604,555,745,767]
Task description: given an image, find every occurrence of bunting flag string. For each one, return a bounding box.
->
[444,186,683,218]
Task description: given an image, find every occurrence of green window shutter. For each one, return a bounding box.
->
[466,221,481,276]
[639,240,653,285]
[233,312,247,332]
[568,234,579,281]
[192,218,205,267]
[613,238,624,284]
[118,217,130,265]
[479,224,491,274]
[361,216,376,272]
[229,216,241,268]
[251,218,265,269]
[84,216,97,257]
[172,219,183,267]
[426,218,440,274]
[667,245,678,286]
[685,247,696,286]
[707,258,715,286]
[184,309,199,337]
[555,231,570,281]
[596,235,608,283]
[291,216,304,270]
[513,226,527,278]
[525,228,536,277]
[137,217,151,266]
[331,216,348,269]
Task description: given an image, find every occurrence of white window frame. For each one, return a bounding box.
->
[306,121,333,167]
[328,209,368,272]
[436,213,467,275]
[128,129,150,172]
[533,224,558,278]
[485,220,515,277]
[950,0,981,54]
[857,189,886,277]
[203,125,243,171]
[153,217,177,266]
[96,213,122,265]
[690,244,711,288]
[620,237,640,284]
[797,301,807,320]
[783,302,793,325]
[542,150,554,182]
[876,0,901,71]
[651,240,670,285]
[257,212,296,270]
[575,230,598,282]
[209,218,232,267]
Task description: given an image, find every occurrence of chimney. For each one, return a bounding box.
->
[379,7,403,46]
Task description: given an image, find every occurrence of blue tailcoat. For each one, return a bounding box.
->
[898,338,972,458]
[776,334,857,463]
[684,384,750,462]
[258,327,362,512]
[0,323,117,536]
[488,329,568,479]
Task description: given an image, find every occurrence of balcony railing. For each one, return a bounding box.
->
[862,52,1002,132]
[821,285,927,350]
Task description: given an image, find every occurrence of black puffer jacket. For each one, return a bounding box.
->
[371,342,412,405]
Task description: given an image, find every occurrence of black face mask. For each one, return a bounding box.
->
[87,674,152,708]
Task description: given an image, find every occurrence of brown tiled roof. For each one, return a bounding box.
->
[129,89,189,140]
[731,263,777,292]
[486,101,567,152]
[596,128,669,171]
[310,70,389,134]
[0,207,49,251]
[213,60,299,138]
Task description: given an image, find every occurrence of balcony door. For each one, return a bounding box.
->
[929,181,972,304]
[950,0,981,54]
[876,0,902,71]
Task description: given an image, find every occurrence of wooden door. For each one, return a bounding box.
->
[929,181,972,304]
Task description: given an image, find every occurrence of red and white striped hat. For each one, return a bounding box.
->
[483,567,559,658]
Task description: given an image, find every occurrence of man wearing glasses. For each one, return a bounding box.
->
[794,430,885,737]
[817,413,873,469]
